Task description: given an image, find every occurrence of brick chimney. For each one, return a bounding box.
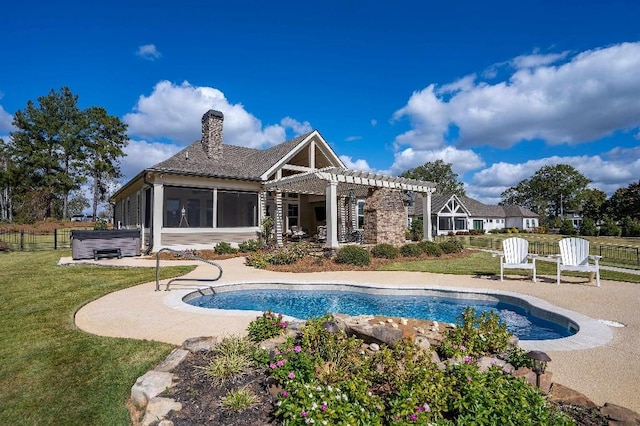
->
[201,110,224,160]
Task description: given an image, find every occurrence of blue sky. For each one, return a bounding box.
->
[1,0,639,204]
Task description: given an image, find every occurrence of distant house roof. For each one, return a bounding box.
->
[409,194,538,218]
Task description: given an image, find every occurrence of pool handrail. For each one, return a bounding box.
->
[155,248,223,291]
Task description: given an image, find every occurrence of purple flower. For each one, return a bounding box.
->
[467,376,473,382]
[417,406,424,412]
[464,356,471,363]
[301,411,308,417]
[288,372,296,379]
[277,359,286,367]
[281,321,288,328]
[294,345,302,353]
[410,414,418,421]
[281,391,289,397]
[321,403,327,411]
[460,345,466,351]
[269,363,277,369]
[423,403,430,412]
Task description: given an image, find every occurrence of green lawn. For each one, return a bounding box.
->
[0,250,194,425]
[379,250,640,283]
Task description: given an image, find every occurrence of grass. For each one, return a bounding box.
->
[0,250,194,425]
[379,250,640,283]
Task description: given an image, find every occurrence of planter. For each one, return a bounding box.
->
[71,230,141,260]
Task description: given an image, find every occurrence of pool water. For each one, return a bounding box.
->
[187,289,575,340]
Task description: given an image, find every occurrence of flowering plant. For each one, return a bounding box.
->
[246,310,287,342]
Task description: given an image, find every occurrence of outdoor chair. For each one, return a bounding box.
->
[498,237,537,282]
[289,226,307,241]
[556,237,601,287]
[316,225,327,243]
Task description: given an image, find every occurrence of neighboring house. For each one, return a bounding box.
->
[409,194,539,235]
[559,209,584,229]
[111,110,436,252]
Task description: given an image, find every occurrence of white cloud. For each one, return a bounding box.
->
[120,139,181,183]
[339,155,372,172]
[0,105,14,133]
[388,146,485,176]
[124,81,312,148]
[393,42,640,149]
[344,136,362,142]
[370,119,378,127]
[136,44,162,60]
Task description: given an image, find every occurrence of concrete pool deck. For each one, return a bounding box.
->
[68,256,640,413]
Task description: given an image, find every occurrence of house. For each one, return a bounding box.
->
[408,194,539,235]
[111,110,436,252]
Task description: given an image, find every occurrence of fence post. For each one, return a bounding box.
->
[54,229,58,250]
[20,229,24,251]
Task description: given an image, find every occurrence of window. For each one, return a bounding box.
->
[163,187,213,227]
[217,191,258,227]
[287,203,299,229]
[473,220,483,230]
[357,200,365,229]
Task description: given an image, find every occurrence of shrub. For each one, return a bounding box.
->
[371,243,399,259]
[439,240,463,254]
[579,217,597,236]
[410,218,424,241]
[399,243,423,257]
[599,217,621,237]
[417,240,443,257]
[559,220,577,235]
[335,245,370,266]
[222,387,258,412]
[621,216,640,237]
[247,311,287,342]
[215,241,238,255]
[238,239,262,252]
[438,307,510,359]
[93,219,108,230]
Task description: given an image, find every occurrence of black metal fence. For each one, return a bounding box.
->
[0,229,73,251]
[435,235,640,267]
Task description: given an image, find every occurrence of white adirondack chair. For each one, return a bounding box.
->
[499,237,536,282]
[557,237,601,287]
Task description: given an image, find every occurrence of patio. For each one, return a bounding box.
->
[70,255,640,413]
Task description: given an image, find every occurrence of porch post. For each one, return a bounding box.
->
[275,190,284,247]
[152,183,163,252]
[339,196,347,242]
[424,189,433,241]
[325,180,339,249]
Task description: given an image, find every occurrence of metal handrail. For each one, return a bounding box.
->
[155,248,223,291]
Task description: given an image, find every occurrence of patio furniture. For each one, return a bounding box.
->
[498,237,536,282]
[316,225,327,242]
[557,237,601,287]
[289,226,308,241]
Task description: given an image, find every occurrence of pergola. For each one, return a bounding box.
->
[264,167,436,248]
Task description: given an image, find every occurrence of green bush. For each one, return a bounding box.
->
[439,240,463,254]
[93,219,108,230]
[246,311,287,342]
[599,217,621,236]
[559,219,577,235]
[621,216,640,237]
[579,217,597,236]
[335,245,370,266]
[371,243,399,259]
[214,241,238,255]
[238,239,262,252]
[417,241,443,257]
[410,218,423,241]
[400,243,423,257]
[245,243,311,268]
[438,307,510,359]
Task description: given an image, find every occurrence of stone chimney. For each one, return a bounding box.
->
[201,110,224,160]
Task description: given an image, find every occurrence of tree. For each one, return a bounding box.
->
[559,219,577,235]
[500,164,591,223]
[83,106,128,220]
[10,87,86,219]
[0,137,15,221]
[581,188,607,222]
[599,217,621,237]
[401,160,465,196]
[621,216,640,237]
[606,180,640,222]
[579,217,597,236]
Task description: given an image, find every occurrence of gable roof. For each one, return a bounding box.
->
[409,194,538,218]
[148,131,315,181]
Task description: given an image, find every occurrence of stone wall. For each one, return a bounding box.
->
[363,188,406,246]
[201,110,224,160]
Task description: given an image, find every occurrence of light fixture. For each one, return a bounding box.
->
[348,189,357,206]
[407,191,415,207]
[527,350,551,389]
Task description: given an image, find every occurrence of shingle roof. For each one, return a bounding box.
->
[147,132,314,181]
[409,194,538,218]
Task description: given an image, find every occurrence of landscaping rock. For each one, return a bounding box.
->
[182,336,217,352]
[131,371,175,409]
[369,343,380,351]
[549,383,597,408]
[141,397,182,426]
[513,367,552,394]
[476,356,513,373]
[259,334,289,352]
[349,323,403,346]
[599,402,640,425]
[155,348,190,372]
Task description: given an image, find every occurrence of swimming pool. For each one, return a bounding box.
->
[184,285,578,341]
